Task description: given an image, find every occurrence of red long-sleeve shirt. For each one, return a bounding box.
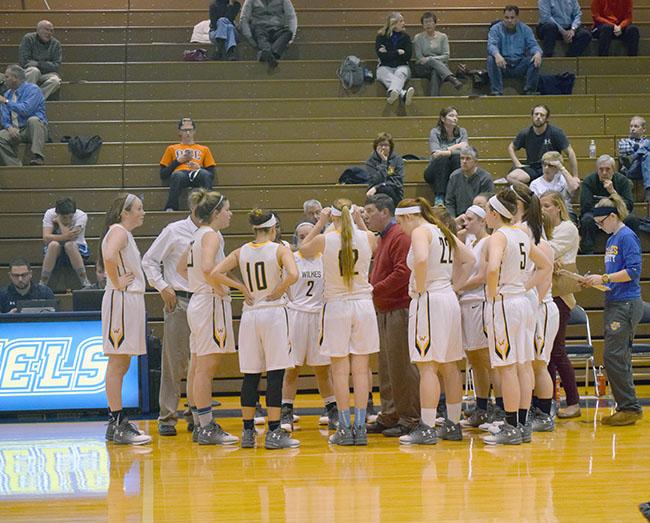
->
[591,0,633,29]
[370,221,411,312]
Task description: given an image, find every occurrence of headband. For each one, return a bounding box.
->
[510,185,526,203]
[488,195,513,219]
[210,194,225,214]
[121,193,137,214]
[330,207,342,217]
[253,214,277,229]
[466,205,486,219]
[294,221,314,232]
[592,206,617,217]
[395,206,421,216]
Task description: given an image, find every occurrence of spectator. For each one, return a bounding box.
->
[0,257,55,313]
[537,0,591,57]
[507,104,578,184]
[423,106,469,205]
[445,145,494,218]
[90,258,107,289]
[591,0,639,56]
[159,117,216,211]
[618,115,650,202]
[18,20,62,101]
[41,197,91,288]
[412,11,463,96]
[302,199,322,223]
[240,0,297,68]
[487,5,542,96]
[209,0,241,60]
[363,194,420,437]
[0,64,47,166]
[530,150,580,219]
[579,154,636,254]
[376,12,414,106]
[365,132,404,206]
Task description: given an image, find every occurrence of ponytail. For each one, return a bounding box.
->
[596,193,629,221]
[512,182,543,244]
[397,197,457,250]
[333,198,355,290]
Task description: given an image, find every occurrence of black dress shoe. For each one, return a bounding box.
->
[382,424,411,437]
[366,421,391,434]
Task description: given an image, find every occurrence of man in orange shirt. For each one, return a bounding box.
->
[160,117,216,211]
[591,0,639,56]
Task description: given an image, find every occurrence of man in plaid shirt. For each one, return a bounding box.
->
[617,116,650,202]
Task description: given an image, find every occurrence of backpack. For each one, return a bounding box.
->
[337,55,365,90]
[537,72,575,95]
[183,48,209,61]
[64,135,103,161]
[338,166,369,184]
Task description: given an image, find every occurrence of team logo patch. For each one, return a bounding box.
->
[609,321,621,331]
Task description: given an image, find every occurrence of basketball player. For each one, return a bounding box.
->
[281,222,338,431]
[101,194,151,445]
[482,190,552,445]
[299,199,379,446]
[211,209,300,449]
[393,198,474,446]
[177,190,239,445]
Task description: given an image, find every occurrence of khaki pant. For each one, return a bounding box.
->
[25,66,61,100]
[376,308,421,428]
[0,116,47,166]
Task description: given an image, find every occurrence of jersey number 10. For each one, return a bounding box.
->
[246,261,268,291]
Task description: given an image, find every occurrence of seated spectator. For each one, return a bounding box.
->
[0,64,47,166]
[18,20,62,101]
[537,0,591,57]
[376,12,414,106]
[90,258,106,289]
[209,0,241,60]
[445,145,494,218]
[579,154,637,254]
[0,257,55,313]
[240,0,297,68]
[412,11,463,96]
[302,199,322,223]
[618,115,650,202]
[530,151,580,219]
[159,117,216,211]
[423,106,468,205]
[41,197,91,288]
[365,132,404,206]
[487,5,542,96]
[507,104,578,184]
[591,0,639,56]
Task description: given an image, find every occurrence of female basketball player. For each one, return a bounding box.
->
[299,199,379,446]
[281,222,338,431]
[211,209,300,449]
[177,190,239,445]
[482,190,552,445]
[101,193,151,445]
[393,197,474,445]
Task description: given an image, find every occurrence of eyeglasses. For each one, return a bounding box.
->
[9,272,30,279]
[180,128,194,133]
[594,215,609,228]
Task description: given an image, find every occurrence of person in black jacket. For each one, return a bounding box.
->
[208,0,241,60]
[365,133,404,206]
[376,12,415,106]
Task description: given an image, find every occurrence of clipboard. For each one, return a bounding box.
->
[556,269,611,292]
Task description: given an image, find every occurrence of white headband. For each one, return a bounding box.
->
[294,221,314,232]
[466,205,486,219]
[488,195,513,219]
[253,215,277,229]
[121,193,137,214]
[330,207,342,217]
[510,185,526,203]
[395,206,421,216]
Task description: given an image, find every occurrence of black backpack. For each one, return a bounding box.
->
[537,72,576,95]
[63,135,103,161]
[337,55,365,90]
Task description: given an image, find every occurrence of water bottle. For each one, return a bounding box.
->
[596,366,607,397]
[588,139,597,159]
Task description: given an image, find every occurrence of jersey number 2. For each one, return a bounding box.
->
[246,261,268,291]
[439,237,452,264]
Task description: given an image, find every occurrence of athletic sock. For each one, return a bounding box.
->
[268,420,280,432]
[531,395,539,409]
[109,409,123,424]
[446,402,462,424]
[353,408,366,428]
[538,398,552,415]
[477,397,489,411]
[243,419,254,430]
[338,409,351,429]
[325,400,337,412]
[324,396,336,407]
[190,406,199,426]
[495,397,504,410]
[505,411,518,427]
[518,409,528,425]
[197,406,212,428]
[421,408,437,427]
[281,401,293,411]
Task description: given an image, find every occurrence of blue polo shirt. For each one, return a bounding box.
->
[604,225,642,303]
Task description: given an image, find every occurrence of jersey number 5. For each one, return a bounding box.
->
[246,261,268,291]
[338,249,359,276]
[519,242,527,270]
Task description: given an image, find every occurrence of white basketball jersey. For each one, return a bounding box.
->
[102,224,145,293]
[322,229,373,301]
[495,226,530,295]
[460,236,488,303]
[406,223,453,293]
[188,226,227,295]
[288,252,323,313]
[239,241,284,309]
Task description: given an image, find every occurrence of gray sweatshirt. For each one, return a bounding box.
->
[240,0,298,41]
[19,32,62,74]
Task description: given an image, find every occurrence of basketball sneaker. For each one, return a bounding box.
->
[198,422,239,445]
[354,425,368,446]
[113,420,152,445]
[436,419,463,441]
[460,408,489,428]
[106,418,145,441]
[241,428,257,448]
[482,423,522,445]
[254,402,266,425]
[519,422,533,443]
[265,428,300,449]
[318,408,329,425]
[280,405,294,432]
[531,408,555,432]
[329,426,355,446]
[399,422,438,445]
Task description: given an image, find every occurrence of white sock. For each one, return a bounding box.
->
[421,408,437,427]
[323,396,335,406]
[281,398,293,406]
[447,402,462,424]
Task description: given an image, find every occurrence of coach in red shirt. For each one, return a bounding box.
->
[591,0,639,56]
[364,194,420,436]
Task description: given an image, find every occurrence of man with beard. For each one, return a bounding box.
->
[0,257,54,313]
[506,104,578,184]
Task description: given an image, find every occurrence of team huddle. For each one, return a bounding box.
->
[98,183,591,448]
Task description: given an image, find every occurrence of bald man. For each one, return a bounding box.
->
[19,20,62,100]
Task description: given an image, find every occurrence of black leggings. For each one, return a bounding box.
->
[241,369,285,408]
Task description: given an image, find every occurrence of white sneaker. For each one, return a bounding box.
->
[403,86,415,106]
[386,90,399,104]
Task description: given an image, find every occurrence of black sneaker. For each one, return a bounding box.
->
[382,424,411,437]
[366,421,390,434]
[436,419,463,441]
[354,425,368,446]
[158,424,177,437]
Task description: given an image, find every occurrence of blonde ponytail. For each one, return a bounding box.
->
[334,198,355,289]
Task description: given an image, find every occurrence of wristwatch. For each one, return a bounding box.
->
[602,274,610,284]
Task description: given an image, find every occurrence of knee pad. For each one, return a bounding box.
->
[265,369,285,407]
[241,373,261,407]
